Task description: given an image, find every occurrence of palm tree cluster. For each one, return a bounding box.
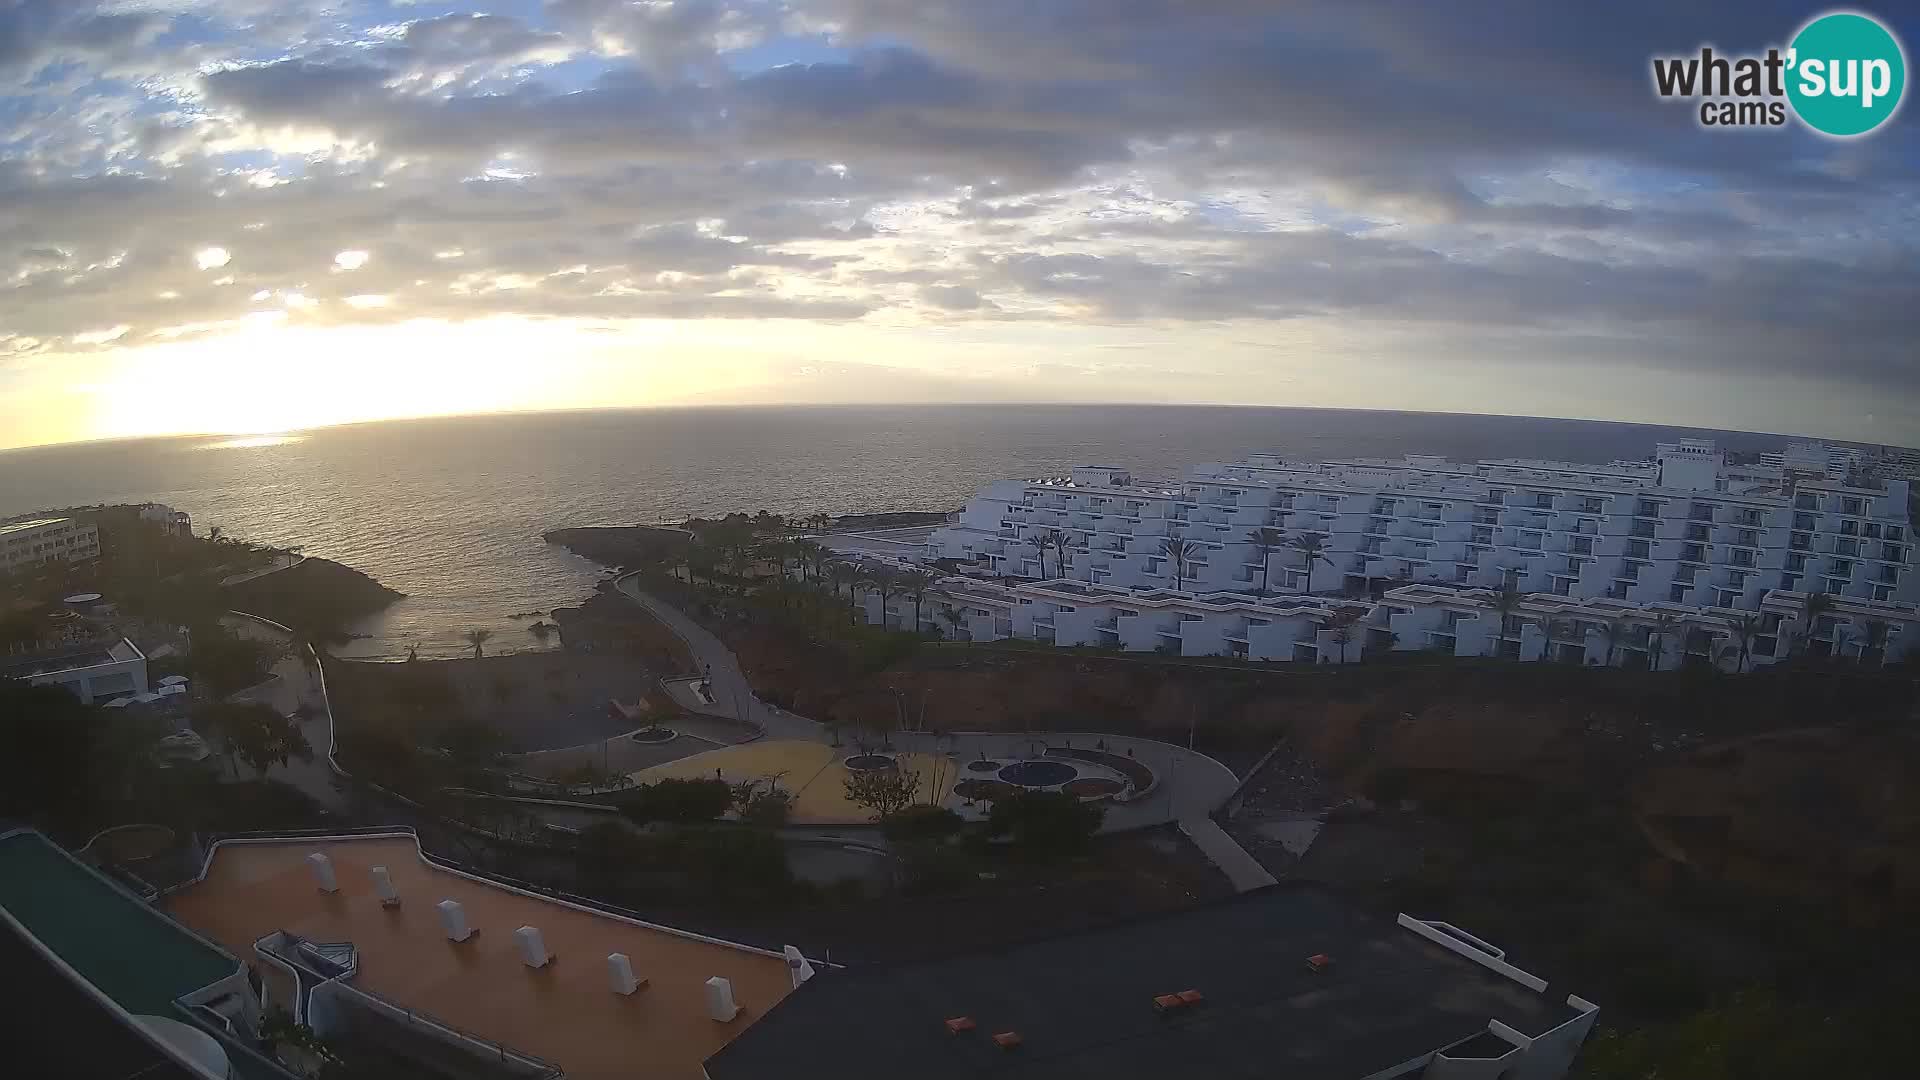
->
[652,510,955,638]
[1013,523,1342,596]
[1232,526,1335,595]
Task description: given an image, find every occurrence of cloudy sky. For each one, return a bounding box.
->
[2,1,1916,450]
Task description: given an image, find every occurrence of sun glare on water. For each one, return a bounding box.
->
[200,433,306,450]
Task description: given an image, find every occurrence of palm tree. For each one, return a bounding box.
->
[463,628,492,659]
[1795,590,1836,656]
[828,562,858,616]
[1489,583,1526,638]
[938,605,970,641]
[1544,618,1582,663]
[868,566,902,628]
[848,567,874,624]
[1599,618,1630,668]
[897,570,937,633]
[1245,527,1286,595]
[1286,531,1334,591]
[1158,537,1200,592]
[1031,528,1067,580]
[1720,611,1766,673]
[791,539,824,582]
[1645,612,1682,671]
[1860,619,1890,665]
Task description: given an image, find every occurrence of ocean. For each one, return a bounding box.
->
[0,405,1837,658]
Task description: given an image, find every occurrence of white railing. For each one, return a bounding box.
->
[1396,914,1548,993]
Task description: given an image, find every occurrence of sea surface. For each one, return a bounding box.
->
[0,405,1841,658]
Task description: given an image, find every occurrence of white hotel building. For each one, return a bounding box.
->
[0,516,100,575]
[899,440,1920,670]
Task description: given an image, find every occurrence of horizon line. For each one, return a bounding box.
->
[0,400,1911,456]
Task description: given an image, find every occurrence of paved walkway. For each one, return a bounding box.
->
[890,730,1241,831]
[220,615,346,813]
[218,553,307,587]
[610,576,1246,832]
[1178,816,1278,892]
[614,576,823,742]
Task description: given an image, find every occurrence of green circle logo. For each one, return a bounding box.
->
[1787,12,1906,137]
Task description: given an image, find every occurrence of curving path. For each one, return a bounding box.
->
[219,613,346,812]
[221,591,1262,888]
[614,575,824,742]
[610,575,1249,836]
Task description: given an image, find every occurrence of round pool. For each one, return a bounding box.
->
[964,759,1001,773]
[843,754,895,773]
[998,760,1077,787]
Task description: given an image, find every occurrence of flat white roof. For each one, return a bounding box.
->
[0,517,72,536]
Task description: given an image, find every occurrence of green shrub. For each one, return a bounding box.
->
[987,790,1103,857]
[613,777,735,824]
[739,787,795,829]
[882,804,964,845]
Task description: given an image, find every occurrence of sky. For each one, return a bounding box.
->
[2,1,1917,450]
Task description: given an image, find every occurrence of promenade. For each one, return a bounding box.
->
[610,574,1256,853]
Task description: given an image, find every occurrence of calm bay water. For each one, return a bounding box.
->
[0,405,1813,658]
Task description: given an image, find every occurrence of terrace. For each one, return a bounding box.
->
[165,834,799,1080]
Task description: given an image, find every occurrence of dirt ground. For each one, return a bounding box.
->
[328,651,653,752]
[551,588,697,674]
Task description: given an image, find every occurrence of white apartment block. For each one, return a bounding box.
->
[873,578,1380,662]
[0,516,100,575]
[893,439,1920,671]
[1377,584,1917,671]
[848,574,1918,671]
[926,440,1917,612]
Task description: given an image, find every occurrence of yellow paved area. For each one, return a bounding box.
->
[630,740,960,824]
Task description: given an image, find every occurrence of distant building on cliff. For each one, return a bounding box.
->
[0,516,100,575]
[137,503,192,537]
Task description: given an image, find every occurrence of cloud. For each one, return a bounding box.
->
[920,284,990,311]
[0,2,166,83]
[0,0,1913,427]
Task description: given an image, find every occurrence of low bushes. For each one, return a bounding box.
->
[608,777,735,824]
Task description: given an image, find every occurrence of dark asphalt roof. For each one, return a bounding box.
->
[706,886,1578,1080]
